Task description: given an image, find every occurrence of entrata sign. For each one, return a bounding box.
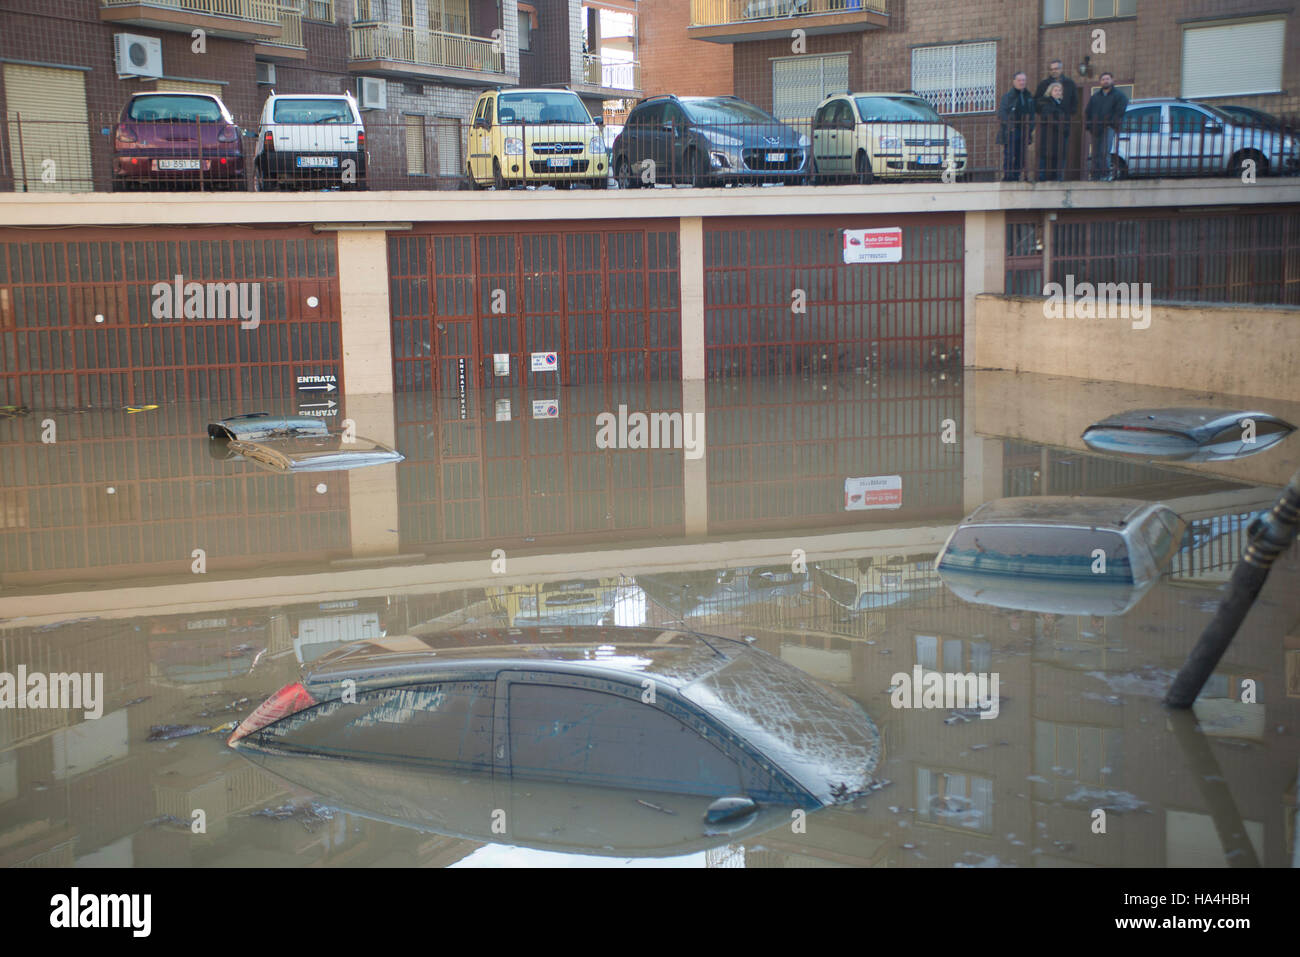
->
[297,373,338,393]
[843,227,903,264]
[844,474,903,510]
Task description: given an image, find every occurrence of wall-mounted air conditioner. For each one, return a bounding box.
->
[114,33,163,79]
[256,61,276,85]
[357,76,386,111]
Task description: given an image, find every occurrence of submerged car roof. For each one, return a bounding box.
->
[962,496,1156,529]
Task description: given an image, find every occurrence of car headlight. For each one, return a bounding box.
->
[878,135,902,151]
[589,136,607,154]
[798,134,810,147]
[951,133,966,151]
[709,132,744,148]
[504,137,524,156]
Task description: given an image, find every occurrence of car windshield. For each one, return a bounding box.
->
[273,99,354,124]
[681,98,777,125]
[127,95,224,122]
[940,525,1133,581]
[854,96,942,122]
[497,92,592,125]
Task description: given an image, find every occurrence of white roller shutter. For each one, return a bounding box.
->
[773,54,848,122]
[3,64,93,192]
[154,79,224,98]
[1181,19,1285,98]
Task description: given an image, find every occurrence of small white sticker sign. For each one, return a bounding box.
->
[495,398,512,421]
[845,474,903,510]
[493,353,510,376]
[532,399,559,419]
[531,351,558,372]
[843,227,903,264]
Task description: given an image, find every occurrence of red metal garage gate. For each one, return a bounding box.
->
[389,221,681,391]
[704,214,964,377]
[0,226,342,407]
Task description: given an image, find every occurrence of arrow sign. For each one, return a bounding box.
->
[299,383,337,392]
[297,373,339,393]
[300,399,338,409]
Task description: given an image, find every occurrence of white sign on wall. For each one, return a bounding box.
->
[843,227,903,264]
[845,474,903,510]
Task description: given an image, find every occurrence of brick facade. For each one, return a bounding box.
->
[639,0,732,98]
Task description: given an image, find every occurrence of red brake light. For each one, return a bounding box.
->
[264,130,274,151]
[357,130,365,148]
[228,681,317,745]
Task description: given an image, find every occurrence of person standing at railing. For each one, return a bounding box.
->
[1085,73,1127,181]
[1033,59,1078,179]
[1038,82,1071,182]
[997,72,1035,182]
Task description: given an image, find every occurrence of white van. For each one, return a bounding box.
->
[254,91,368,190]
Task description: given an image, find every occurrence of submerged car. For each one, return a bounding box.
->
[208,412,328,442]
[613,95,810,188]
[229,625,882,809]
[811,92,967,183]
[112,92,244,191]
[936,497,1186,613]
[1082,408,1295,462]
[229,435,403,473]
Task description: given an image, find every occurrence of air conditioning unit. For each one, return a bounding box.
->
[357,76,386,111]
[114,33,163,79]
[256,61,276,85]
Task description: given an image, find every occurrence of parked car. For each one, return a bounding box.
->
[1081,407,1295,462]
[229,625,883,809]
[935,497,1186,607]
[613,95,810,188]
[466,87,609,189]
[1215,104,1293,135]
[112,92,244,191]
[1115,97,1300,178]
[254,92,368,191]
[811,92,967,184]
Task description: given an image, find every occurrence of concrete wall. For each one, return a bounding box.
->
[973,293,1300,403]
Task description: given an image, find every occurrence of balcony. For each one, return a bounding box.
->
[349,21,509,85]
[576,53,641,97]
[688,0,887,43]
[254,4,307,59]
[99,0,284,40]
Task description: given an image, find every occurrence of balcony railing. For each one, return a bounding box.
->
[259,3,305,48]
[581,54,641,92]
[690,0,886,28]
[350,22,505,74]
[100,0,283,26]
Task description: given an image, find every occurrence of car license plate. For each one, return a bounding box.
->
[156,159,200,171]
[917,154,942,165]
[297,156,339,168]
[766,152,787,163]
[548,157,573,168]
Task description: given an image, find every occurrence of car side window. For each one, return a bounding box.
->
[836,100,855,127]
[635,102,663,128]
[814,102,832,128]
[507,681,745,794]
[663,102,686,129]
[1122,106,1161,133]
[1169,106,1205,134]
[484,97,494,125]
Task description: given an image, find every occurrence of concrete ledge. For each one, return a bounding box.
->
[1,178,1294,227]
[973,294,1300,404]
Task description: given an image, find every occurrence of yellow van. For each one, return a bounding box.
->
[467,87,609,189]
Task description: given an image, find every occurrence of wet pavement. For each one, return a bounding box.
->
[2,370,1298,867]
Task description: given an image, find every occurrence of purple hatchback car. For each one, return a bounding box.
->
[112,92,245,191]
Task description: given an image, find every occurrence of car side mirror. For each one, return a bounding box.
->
[593,115,604,127]
[661,120,674,131]
[1204,122,1222,134]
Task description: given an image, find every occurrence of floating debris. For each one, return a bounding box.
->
[122,696,151,707]
[147,724,209,742]
[251,801,336,832]
[635,798,676,815]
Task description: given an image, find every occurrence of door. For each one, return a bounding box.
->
[661,101,689,182]
[469,95,493,179]
[812,100,835,174]
[831,98,856,174]
[1169,104,1222,175]
[1117,104,1161,176]
[3,64,93,192]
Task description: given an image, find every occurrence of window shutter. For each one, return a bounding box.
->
[1181,19,1285,98]
[2,64,93,192]
[405,113,427,175]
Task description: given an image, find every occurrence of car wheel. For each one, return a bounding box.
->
[811,157,829,186]
[590,175,609,190]
[615,156,637,190]
[1229,150,1268,178]
[855,151,874,185]
[492,158,505,190]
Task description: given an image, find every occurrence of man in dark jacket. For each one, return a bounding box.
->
[1034,59,1078,179]
[1084,72,1128,180]
[998,72,1035,182]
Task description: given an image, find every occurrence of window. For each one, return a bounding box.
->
[404,113,427,175]
[911,41,997,114]
[328,682,495,769]
[518,3,536,50]
[916,767,993,833]
[429,0,470,34]
[772,53,849,122]
[354,0,371,22]
[1043,0,1136,24]
[1121,104,1160,132]
[1033,721,1123,799]
[915,635,991,674]
[1182,18,1285,98]
[305,0,334,21]
[1168,105,1208,135]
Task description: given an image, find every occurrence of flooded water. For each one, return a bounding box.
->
[2,370,1298,868]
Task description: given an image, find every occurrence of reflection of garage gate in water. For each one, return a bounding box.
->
[389,223,681,391]
[705,216,964,378]
[0,228,341,407]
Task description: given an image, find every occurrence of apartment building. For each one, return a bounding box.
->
[679,0,1297,127]
[0,0,641,190]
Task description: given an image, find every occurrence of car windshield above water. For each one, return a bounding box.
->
[127,94,224,123]
[272,98,353,124]
[680,97,776,124]
[497,92,591,124]
[853,96,942,123]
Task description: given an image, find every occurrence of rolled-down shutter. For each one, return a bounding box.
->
[3,64,93,192]
[154,79,225,98]
[404,113,426,175]
[1181,19,1285,98]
